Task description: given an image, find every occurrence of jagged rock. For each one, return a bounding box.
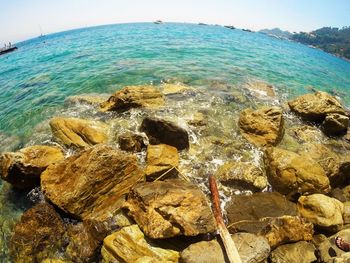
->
[0,145,64,189]
[180,233,270,263]
[269,241,317,263]
[100,86,165,112]
[145,144,179,180]
[65,94,108,106]
[244,81,276,98]
[101,225,179,263]
[238,106,284,147]
[323,113,349,136]
[226,192,297,233]
[288,91,346,122]
[124,179,216,239]
[265,147,330,197]
[215,161,267,191]
[50,117,108,148]
[118,132,145,152]
[298,194,344,232]
[161,84,194,95]
[41,145,144,220]
[10,203,66,263]
[261,216,313,248]
[140,117,189,150]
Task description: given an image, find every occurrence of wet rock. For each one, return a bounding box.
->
[101,224,179,263]
[288,91,346,122]
[0,145,64,189]
[343,202,350,224]
[261,216,314,248]
[65,93,108,106]
[180,239,224,263]
[244,80,276,98]
[124,179,216,239]
[265,147,330,197]
[100,85,165,112]
[238,106,284,147]
[50,117,108,148]
[140,117,189,150]
[161,83,195,95]
[298,194,344,232]
[145,144,179,180]
[323,113,349,136]
[118,132,145,152]
[41,259,72,263]
[41,144,144,220]
[289,125,323,143]
[215,161,267,191]
[188,112,208,127]
[269,241,317,263]
[10,203,66,263]
[226,192,297,233]
[0,132,21,153]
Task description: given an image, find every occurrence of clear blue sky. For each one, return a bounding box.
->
[1,0,349,44]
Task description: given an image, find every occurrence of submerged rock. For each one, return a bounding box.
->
[100,85,165,112]
[50,117,108,148]
[289,125,323,143]
[323,113,349,136]
[161,83,195,95]
[188,112,208,127]
[140,117,189,150]
[265,147,330,197]
[10,203,66,263]
[298,194,344,232]
[239,106,284,147]
[41,144,144,220]
[244,80,276,99]
[65,94,108,106]
[101,224,179,263]
[118,132,145,152]
[0,145,64,189]
[124,179,216,239]
[145,144,179,180]
[270,241,317,263]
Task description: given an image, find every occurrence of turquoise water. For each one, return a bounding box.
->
[0,22,349,142]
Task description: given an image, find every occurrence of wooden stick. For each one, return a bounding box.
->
[209,175,242,263]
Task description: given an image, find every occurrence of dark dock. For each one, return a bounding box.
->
[0,46,18,56]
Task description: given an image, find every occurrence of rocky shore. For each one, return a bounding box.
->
[1,82,350,262]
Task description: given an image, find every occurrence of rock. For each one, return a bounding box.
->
[41,144,144,220]
[323,113,349,136]
[244,81,276,98]
[180,233,270,263]
[288,91,346,122]
[41,259,72,263]
[269,241,317,263]
[298,194,344,232]
[261,216,314,248]
[265,147,330,197]
[140,117,189,150]
[188,112,208,127]
[145,144,179,180]
[238,106,284,147]
[101,225,179,263]
[65,94,108,106]
[343,202,350,224]
[100,86,165,112]
[0,145,64,189]
[10,203,66,263]
[118,132,145,152]
[226,192,297,233]
[215,161,267,191]
[161,84,194,95]
[124,179,216,239]
[289,125,323,143]
[50,117,108,148]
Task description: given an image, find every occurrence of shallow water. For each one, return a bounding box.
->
[0,23,350,261]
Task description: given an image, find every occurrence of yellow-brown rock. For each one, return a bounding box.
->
[239,106,284,147]
[145,144,179,180]
[65,94,108,106]
[100,86,165,112]
[49,117,108,148]
[41,145,144,220]
[161,83,194,95]
[101,225,179,263]
[118,132,145,152]
[0,145,64,189]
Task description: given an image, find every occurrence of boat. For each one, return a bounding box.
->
[154,20,163,24]
[242,29,253,32]
[224,25,236,30]
[198,23,208,26]
[0,46,18,56]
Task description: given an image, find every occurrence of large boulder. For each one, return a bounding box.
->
[100,86,165,112]
[10,203,66,263]
[41,145,144,220]
[288,91,346,122]
[238,106,284,147]
[140,117,189,150]
[118,132,145,152]
[298,194,344,232]
[215,161,267,191]
[269,241,317,263]
[265,147,330,197]
[50,117,108,148]
[145,144,179,180]
[101,225,179,263]
[323,113,349,136]
[124,179,216,239]
[0,145,64,189]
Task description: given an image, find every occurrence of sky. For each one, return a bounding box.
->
[0,0,349,44]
